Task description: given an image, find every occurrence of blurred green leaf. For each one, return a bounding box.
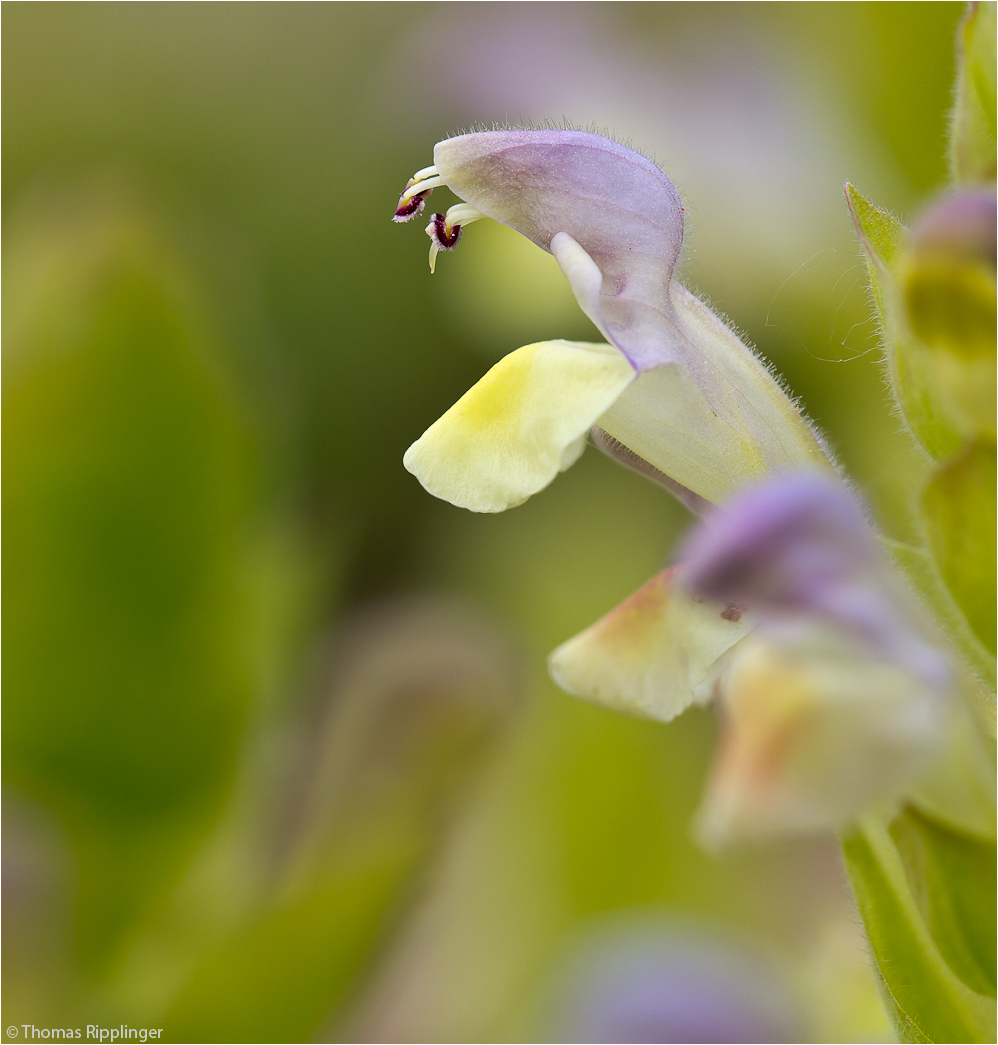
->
[950,1,997,184]
[891,807,996,998]
[162,599,522,1042]
[3,196,257,963]
[163,841,417,1044]
[921,441,998,655]
[844,183,963,460]
[843,815,996,1043]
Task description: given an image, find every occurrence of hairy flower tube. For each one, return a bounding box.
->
[393,130,834,514]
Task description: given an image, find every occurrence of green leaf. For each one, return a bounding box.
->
[891,808,997,998]
[950,1,998,184]
[843,815,996,1043]
[3,195,258,964]
[845,183,964,460]
[161,599,522,1041]
[921,441,998,655]
[845,181,908,276]
[163,840,418,1044]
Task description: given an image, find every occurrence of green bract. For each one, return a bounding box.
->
[841,6,996,1040]
[950,0,998,184]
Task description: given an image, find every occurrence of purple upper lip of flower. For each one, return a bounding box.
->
[434,130,683,261]
[433,129,687,372]
[678,472,950,687]
[679,472,880,605]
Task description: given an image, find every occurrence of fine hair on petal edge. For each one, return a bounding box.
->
[678,282,843,479]
[441,117,664,171]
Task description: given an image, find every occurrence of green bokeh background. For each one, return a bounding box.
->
[3,3,964,1041]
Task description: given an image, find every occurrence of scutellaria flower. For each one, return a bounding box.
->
[394,130,833,515]
[677,472,955,843]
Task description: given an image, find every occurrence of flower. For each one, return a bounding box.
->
[679,472,954,843]
[551,472,963,844]
[394,129,833,513]
[549,920,800,1044]
[393,131,989,848]
[679,472,948,685]
[393,131,969,843]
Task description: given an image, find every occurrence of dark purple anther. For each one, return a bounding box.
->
[427,212,462,250]
[393,191,430,223]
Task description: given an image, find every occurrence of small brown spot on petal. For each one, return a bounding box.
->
[721,604,743,623]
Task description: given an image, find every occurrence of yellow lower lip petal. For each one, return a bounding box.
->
[547,566,752,723]
[403,339,635,513]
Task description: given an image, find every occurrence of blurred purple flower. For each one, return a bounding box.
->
[677,472,952,842]
[910,187,997,266]
[549,922,799,1044]
[679,471,949,687]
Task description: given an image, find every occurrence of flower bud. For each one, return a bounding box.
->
[903,189,996,438]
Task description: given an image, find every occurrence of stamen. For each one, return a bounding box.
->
[425,204,485,273]
[394,194,428,222]
[393,192,429,222]
[392,165,443,222]
[426,213,459,273]
[400,175,446,203]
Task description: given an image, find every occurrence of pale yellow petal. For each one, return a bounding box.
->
[597,361,767,505]
[403,340,635,513]
[547,566,752,723]
[696,632,948,847]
